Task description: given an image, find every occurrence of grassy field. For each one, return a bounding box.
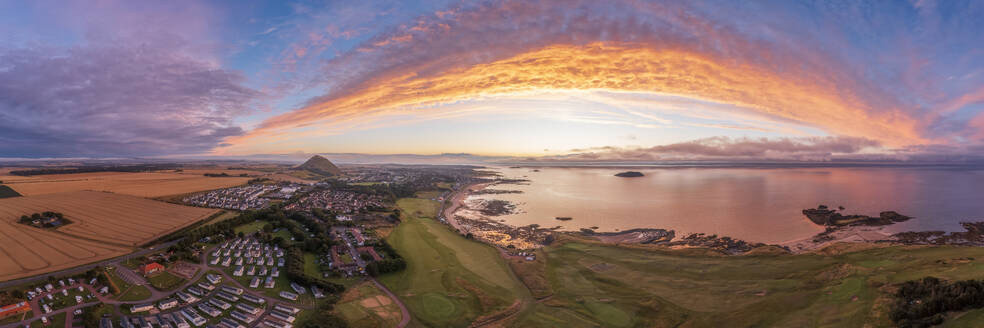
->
[499,241,984,327]
[117,285,152,302]
[304,252,323,277]
[30,312,65,328]
[379,196,530,327]
[147,271,186,291]
[0,185,21,198]
[335,281,404,328]
[233,220,267,234]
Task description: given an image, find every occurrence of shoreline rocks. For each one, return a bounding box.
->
[802,205,912,226]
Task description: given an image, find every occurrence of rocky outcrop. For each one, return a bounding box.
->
[802,205,912,226]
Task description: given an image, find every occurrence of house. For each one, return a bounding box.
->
[233,265,245,276]
[264,277,276,289]
[175,292,197,304]
[230,310,256,323]
[260,319,292,328]
[249,277,260,288]
[290,283,306,294]
[277,258,285,267]
[279,291,298,301]
[208,298,231,310]
[99,317,112,328]
[241,294,265,304]
[235,303,261,315]
[220,318,245,328]
[258,267,268,276]
[76,295,83,304]
[197,282,215,291]
[247,266,256,276]
[269,310,295,323]
[311,287,324,299]
[209,257,220,265]
[273,304,299,315]
[196,304,221,317]
[221,286,244,295]
[180,309,206,327]
[130,303,154,313]
[158,299,178,310]
[217,292,239,303]
[140,263,165,276]
[0,302,31,320]
[207,274,222,284]
[221,257,232,267]
[271,267,280,277]
[186,287,203,296]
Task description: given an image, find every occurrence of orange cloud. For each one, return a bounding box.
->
[232,42,925,148]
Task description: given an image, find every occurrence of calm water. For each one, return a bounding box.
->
[468,166,984,244]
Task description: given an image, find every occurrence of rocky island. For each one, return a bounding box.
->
[614,171,645,177]
[802,205,911,226]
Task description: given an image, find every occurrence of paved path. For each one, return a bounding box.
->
[370,278,410,328]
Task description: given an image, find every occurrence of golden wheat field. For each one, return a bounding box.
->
[0,172,250,197]
[0,191,219,281]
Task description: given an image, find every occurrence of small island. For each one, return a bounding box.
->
[614,171,645,178]
[802,205,911,227]
[555,217,573,221]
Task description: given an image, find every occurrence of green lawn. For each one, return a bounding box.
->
[378,197,530,327]
[117,285,152,302]
[303,253,323,277]
[29,312,65,328]
[147,271,186,291]
[234,220,268,234]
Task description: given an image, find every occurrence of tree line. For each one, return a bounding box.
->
[891,276,984,327]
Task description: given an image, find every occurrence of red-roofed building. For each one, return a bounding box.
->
[0,302,31,320]
[140,262,165,276]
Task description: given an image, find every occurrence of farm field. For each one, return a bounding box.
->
[379,196,530,327]
[0,185,21,198]
[505,241,984,327]
[0,191,218,281]
[0,171,250,197]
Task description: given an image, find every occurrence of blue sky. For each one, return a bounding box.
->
[1,0,983,162]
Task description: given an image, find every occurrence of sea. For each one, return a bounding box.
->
[466,165,984,244]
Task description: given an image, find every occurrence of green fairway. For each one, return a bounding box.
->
[506,241,984,327]
[379,197,531,327]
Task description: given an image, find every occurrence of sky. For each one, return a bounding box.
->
[1,0,983,163]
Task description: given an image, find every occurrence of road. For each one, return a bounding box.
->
[370,278,410,328]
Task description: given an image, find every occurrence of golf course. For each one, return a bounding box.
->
[379,196,532,327]
[377,193,984,327]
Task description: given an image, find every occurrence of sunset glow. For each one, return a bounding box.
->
[2,0,983,162]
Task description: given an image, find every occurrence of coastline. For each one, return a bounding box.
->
[444,184,984,255]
